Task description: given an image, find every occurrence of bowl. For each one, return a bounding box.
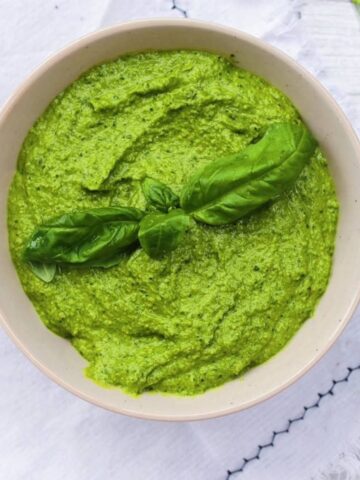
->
[1,19,360,421]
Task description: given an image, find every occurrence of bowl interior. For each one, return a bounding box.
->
[1,20,360,420]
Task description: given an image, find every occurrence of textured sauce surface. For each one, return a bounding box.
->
[7,51,339,395]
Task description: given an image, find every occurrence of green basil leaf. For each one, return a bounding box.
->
[28,262,57,283]
[138,209,191,258]
[142,177,179,213]
[180,122,317,225]
[79,253,126,268]
[24,207,144,266]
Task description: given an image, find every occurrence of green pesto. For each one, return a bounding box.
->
[7,51,338,395]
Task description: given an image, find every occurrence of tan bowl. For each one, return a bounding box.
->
[1,19,360,421]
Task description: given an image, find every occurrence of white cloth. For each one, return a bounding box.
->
[1,1,360,479]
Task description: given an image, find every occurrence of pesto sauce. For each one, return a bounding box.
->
[7,51,338,395]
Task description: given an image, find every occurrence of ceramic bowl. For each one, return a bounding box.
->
[1,19,360,421]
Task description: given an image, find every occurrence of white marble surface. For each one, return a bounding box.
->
[1,2,360,479]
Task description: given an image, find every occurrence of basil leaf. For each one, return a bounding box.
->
[138,209,191,258]
[80,253,127,268]
[28,262,57,283]
[142,177,179,213]
[180,122,317,225]
[24,207,144,266]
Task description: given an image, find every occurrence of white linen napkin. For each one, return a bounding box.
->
[1,1,360,479]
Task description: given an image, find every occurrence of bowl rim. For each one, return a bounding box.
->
[1,17,360,421]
